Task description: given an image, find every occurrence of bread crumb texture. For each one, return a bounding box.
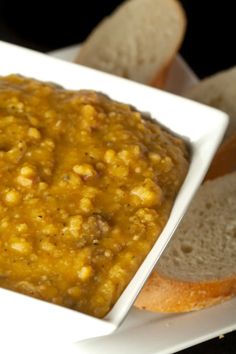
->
[157,172,236,282]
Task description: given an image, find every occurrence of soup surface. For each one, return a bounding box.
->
[0,75,189,317]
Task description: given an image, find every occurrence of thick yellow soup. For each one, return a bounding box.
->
[0,75,189,317]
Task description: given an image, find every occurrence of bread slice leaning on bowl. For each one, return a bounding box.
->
[185,66,236,141]
[75,0,186,88]
[135,171,236,313]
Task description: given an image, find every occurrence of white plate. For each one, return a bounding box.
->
[0,41,229,353]
[49,44,236,354]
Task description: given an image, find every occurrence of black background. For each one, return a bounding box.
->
[1,0,236,78]
[0,1,235,353]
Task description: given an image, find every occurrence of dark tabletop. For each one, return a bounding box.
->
[0,1,235,353]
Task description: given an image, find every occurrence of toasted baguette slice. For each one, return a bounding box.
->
[135,172,236,312]
[75,0,186,87]
[185,66,236,140]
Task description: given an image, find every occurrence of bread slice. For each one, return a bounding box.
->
[135,171,236,312]
[185,66,236,140]
[75,0,186,87]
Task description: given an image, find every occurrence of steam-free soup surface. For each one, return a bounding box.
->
[0,75,189,317]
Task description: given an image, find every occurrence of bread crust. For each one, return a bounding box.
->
[135,136,236,313]
[150,1,187,88]
[135,271,236,313]
[150,56,175,89]
[205,133,236,181]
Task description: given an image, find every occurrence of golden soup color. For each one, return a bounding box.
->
[0,75,189,317]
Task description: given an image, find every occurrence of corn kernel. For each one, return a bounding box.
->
[4,190,21,205]
[1,222,9,228]
[20,165,36,178]
[104,149,116,163]
[80,198,93,213]
[68,173,81,187]
[68,286,81,298]
[10,239,32,254]
[96,162,105,171]
[16,223,28,232]
[131,180,163,207]
[133,235,140,241]
[2,116,15,124]
[135,167,141,173]
[78,265,93,281]
[81,105,96,118]
[110,164,129,177]
[117,150,131,164]
[83,186,99,199]
[73,164,96,178]
[104,250,112,257]
[40,240,55,252]
[161,156,174,172]
[28,127,41,140]
[68,215,83,236]
[42,224,57,235]
[149,152,161,163]
[43,168,52,176]
[38,182,48,191]
[42,139,55,149]
[132,145,140,156]
[28,117,39,126]
[16,175,33,187]
[44,110,55,119]
[136,208,157,223]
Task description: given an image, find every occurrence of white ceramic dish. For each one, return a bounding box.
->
[0,41,228,348]
[51,45,236,354]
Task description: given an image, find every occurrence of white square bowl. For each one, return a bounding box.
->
[0,41,228,345]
